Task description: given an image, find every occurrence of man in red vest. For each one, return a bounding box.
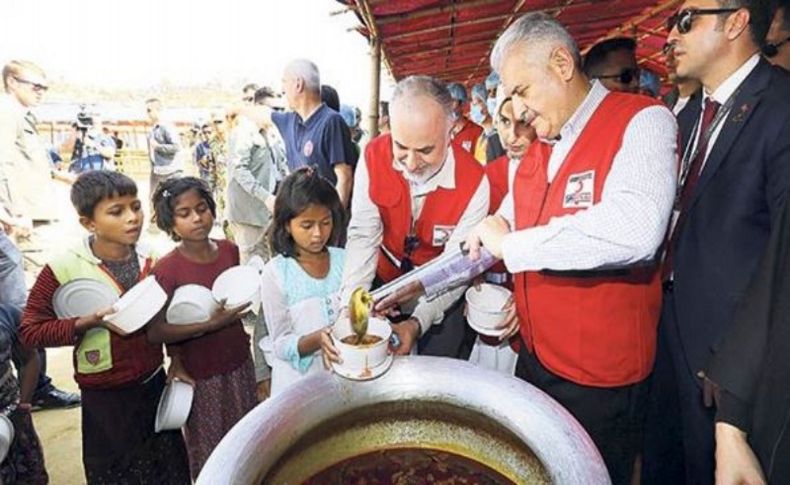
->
[336,75,489,359]
[447,82,483,155]
[466,13,678,485]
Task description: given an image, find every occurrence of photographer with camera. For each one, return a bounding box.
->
[65,108,116,174]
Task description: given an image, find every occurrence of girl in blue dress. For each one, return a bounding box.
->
[259,168,346,396]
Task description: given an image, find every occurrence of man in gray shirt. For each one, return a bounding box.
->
[145,98,182,222]
[226,89,288,400]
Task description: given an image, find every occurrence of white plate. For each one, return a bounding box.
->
[468,318,509,338]
[332,353,394,381]
[53,279,118,319]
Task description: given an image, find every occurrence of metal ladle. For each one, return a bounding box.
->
[348,288,373,345]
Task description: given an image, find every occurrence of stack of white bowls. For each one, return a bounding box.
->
[211,265,262,315]
[105,276,167,335]
[0,414,14,463]
[465,284,513,338]
[155,380,195,432]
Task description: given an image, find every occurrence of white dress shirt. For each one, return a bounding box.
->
[341,146,490,334]
[497,81,678,272]
[673,96,692,116]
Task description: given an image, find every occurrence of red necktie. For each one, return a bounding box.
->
[663,99,721,278]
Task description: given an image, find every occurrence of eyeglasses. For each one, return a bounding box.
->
[14,77,49,93]
[595,68,640,85]
[400,234,420,273]
[763,36,790,58]
[666,8,739,34]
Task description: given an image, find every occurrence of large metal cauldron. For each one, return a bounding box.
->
[197,357,610,484]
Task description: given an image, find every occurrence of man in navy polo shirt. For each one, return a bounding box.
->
[269,59,355,207]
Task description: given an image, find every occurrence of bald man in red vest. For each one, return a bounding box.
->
[467,14,677,485]
[335,75,489,359]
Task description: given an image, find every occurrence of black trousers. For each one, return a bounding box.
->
[374,275,474,360]
[643,288,715,485]
[516,346,648,485]
[416,297,475,359]
[4,304,56,397]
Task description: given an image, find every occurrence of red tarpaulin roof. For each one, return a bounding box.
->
[337,0,682,86]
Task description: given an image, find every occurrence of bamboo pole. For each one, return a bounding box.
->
[376,0,505,26]
[461,0,529,84]
[386,12,514,41]
[582,0,682,54]
[369,36,382,138]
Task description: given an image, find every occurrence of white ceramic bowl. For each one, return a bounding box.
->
[465,284,512,330]
[105,276,167,335]
[167,284,218,325]
[331,316,392,372]
[0,414,14,464]
[155,380,194,432]
[212,265,261,314]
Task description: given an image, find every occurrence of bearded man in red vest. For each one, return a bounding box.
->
[336,75,489,359]
[466,13,678,485]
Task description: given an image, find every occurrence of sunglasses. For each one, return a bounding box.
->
[763,36,790,58]
[242,96,254,103]
[400,234,420,273]
[666,8,738,34]
[15,77,49,93]
[596,68,640,85]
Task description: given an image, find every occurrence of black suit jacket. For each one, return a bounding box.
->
[707,199,790,482]
[671,58,790,378]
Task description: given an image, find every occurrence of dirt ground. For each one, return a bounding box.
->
[23,178,183,484]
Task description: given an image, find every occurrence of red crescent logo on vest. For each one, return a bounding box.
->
[303,140,314,157]
[563,170,595,208]
[85,350,100,366]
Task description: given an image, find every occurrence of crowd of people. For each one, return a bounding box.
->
[0,0,790,483]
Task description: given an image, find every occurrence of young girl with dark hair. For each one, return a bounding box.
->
[148,176,256,479]
[259,167,346,396]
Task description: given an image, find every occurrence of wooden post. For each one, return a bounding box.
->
[369,36,382,138]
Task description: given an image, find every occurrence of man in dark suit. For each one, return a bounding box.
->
[642,1,790,483]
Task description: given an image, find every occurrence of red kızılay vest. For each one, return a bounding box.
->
[366,134,484,282]
[513,92,663,387]
[485,154,510,213]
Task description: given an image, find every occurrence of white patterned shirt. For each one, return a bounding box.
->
[497,81,678,272]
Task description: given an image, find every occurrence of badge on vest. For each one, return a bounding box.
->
[432,225,455,246]
[462,141,472,152]
[563,170,595,208]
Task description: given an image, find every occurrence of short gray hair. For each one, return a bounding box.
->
[391,75,454,120]
[285,59,321,92]
[491,13,581,72]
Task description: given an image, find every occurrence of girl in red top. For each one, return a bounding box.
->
[148,177,256,480]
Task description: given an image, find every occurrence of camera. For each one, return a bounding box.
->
[75,105,94,130]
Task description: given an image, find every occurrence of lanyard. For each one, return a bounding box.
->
[676,89,740,195]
